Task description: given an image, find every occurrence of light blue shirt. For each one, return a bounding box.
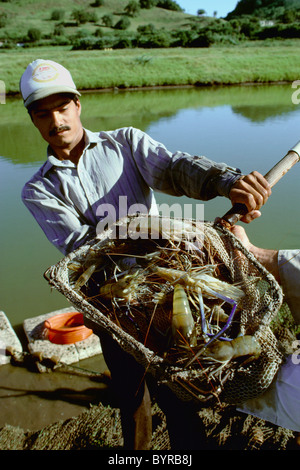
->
[238,249,300,432]
[22,127,241,254]
[278,249,300,323]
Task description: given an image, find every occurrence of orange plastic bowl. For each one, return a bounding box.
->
[44,312,93,345]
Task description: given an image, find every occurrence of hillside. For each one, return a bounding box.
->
[0,0,200,44]
[227,0,300,20]
[1,0,300,50]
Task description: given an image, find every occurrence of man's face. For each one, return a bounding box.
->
[30,94,83,152]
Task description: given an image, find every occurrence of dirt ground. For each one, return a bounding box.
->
[0,353,113,430]
[0,351,299,451]
[0,353,168,450]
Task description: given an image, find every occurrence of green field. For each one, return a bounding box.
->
[1,1,300,96]
[2,40,300,96]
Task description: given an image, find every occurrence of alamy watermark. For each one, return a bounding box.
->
[0,80,5,104]
[291,80,300,104]
[291,340,300,364]
[95,196,205,243]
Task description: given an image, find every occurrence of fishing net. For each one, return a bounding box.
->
[44,215,285,405]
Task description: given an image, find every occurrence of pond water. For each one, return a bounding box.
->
[1,84,300,328]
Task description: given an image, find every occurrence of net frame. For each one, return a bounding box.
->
[44,215,285,405]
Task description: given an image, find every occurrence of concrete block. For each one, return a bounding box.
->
[0,311,23,365]
[27,339,79,365]
[23,307,102,365]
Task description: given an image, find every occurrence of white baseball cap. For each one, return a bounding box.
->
[20,59,81,108]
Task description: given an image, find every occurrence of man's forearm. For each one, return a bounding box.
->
[250,246,280,282]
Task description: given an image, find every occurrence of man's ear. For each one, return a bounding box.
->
[76,99,82,116]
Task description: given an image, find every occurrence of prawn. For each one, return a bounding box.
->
[98,268,144,302]
[150,265,244,303]
[151,265,243,351]
[172,284,197,347]
[74,263,98,290]
[192,335,261,365]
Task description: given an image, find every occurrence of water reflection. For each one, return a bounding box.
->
[1,84,297,164]
[1,84,300,326]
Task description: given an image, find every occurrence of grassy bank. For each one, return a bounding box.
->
[2,40,300,95]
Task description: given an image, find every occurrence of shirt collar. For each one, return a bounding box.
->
[41,128,102,176]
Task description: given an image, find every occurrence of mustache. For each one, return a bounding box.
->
[49,125,71,137]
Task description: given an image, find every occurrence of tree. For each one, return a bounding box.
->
[27,28,42,42]
[102,14,113,27]
[139,0,156,9]
[172,29,196,46]
[72,9,89,25]
[90,0,104,6]
[94,28,104,37]
[281,9,297,23]
[137,30,172,47]
[239,17,260,38]
[125,0,140,17]
[0,12,8,28]
[54,24,65,36]
[156,0,183,11]
[137,23,155,34]
[50,9,65,21]
[191,31,213,47]
[71,9,97,25]
[114,17,131,30]
[197,9,206,16]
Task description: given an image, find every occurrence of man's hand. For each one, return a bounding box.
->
[229,171,271,223]
[230,224,280,281]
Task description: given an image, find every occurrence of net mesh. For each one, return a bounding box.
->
[44,215,285,405]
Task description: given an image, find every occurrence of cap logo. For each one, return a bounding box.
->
[32,63,59,83]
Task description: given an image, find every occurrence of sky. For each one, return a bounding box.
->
[178,0,239,18]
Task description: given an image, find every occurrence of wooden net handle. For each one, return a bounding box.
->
[220,143,300,227]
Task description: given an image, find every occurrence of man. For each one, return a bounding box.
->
[20,59,272,449]
[231,225,300,434]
